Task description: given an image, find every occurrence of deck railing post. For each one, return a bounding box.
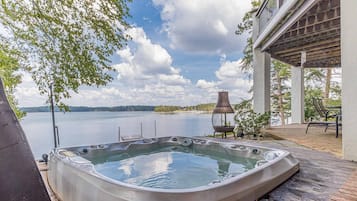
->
[49,83,58,148]
[154,120,157,137]
[140,122,143,138]
[118,126,121,142]
[55,126,60,146]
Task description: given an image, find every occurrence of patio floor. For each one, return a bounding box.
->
[216,123,357,200]
[209,136,356,200]
[263,124,357,200]
[264,123,342,158]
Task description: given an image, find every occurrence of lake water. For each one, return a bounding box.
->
[20,111,214,159]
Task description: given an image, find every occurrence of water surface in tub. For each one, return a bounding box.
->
[90,145,259,189]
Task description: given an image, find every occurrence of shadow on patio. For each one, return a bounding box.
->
[265,123,342,158]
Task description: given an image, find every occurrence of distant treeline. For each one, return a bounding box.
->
[22,103,219,113]
[154,103,216,112]
[21,105,155,113]
[154,106,181,112]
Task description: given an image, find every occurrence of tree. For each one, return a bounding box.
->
[304,68,341,121]
[0,46,25,118]
[235,0,261,72]
[304,86,323,121]
[304,68,325,121]
[271,60,291,125]
[0,0,131,110]
[324,68,332,100]
[324,68,341,107]
[324,68,341,106]
[154,106,181,113]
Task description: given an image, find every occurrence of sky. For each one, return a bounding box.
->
[15,0,253,107]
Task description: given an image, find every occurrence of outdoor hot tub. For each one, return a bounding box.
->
[48,137,299,201]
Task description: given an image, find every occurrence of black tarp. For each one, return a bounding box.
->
[0,79,50,201]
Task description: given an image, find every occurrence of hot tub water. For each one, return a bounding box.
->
[92,145,258,189]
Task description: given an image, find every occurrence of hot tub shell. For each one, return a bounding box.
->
[48,137,299,201]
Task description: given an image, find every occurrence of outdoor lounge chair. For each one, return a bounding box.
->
[306,98,341,137]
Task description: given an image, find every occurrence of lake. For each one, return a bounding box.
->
[20,111,214,159]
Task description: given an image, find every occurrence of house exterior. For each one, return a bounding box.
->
[252,0,357,160]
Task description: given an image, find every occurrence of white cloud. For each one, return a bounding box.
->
[213,20,229,36]
[216,60,243,80]
[158,74,190,85]
[196,80,216,89]
[152,0,251,54]
[196,59,252,102]
[15,50,251,107]
[14,72,47,106]
[113,27,186,85]
[65,26,198,106]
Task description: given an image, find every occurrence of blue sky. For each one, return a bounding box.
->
[16,0,252,107]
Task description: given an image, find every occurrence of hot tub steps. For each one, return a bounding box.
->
[120,135,144,142]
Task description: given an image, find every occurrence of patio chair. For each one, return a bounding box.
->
[305,98,338,134]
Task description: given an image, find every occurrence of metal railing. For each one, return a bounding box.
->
[55,126,60,146]
[118,121,157,142]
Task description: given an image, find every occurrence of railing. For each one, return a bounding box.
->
[258,0,287,33]
[118,121,157,142]
[55,126,60,146]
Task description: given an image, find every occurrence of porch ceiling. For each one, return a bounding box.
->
[264,0,340,68]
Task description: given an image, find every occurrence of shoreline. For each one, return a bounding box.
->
[155,110,212,114]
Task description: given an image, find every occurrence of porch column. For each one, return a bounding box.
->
[252,13,271,114]
[341,0,357,161]
[253,48,271,114]
[291,51,305,124]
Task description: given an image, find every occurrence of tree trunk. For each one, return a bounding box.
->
[324,68,331,101]
[276,74,285,125]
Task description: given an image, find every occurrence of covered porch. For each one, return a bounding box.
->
[252,0,357,160]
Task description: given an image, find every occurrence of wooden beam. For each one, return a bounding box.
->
[283,48,340,61]
[276,42,340,58]
[273,37,340,55]
[303,56,341,67]
[270,54,296,67]
[269,27,340,49]
[267,28,340,55]
[290,17,339,37]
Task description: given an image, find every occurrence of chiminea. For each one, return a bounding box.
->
[212,91,235,138]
